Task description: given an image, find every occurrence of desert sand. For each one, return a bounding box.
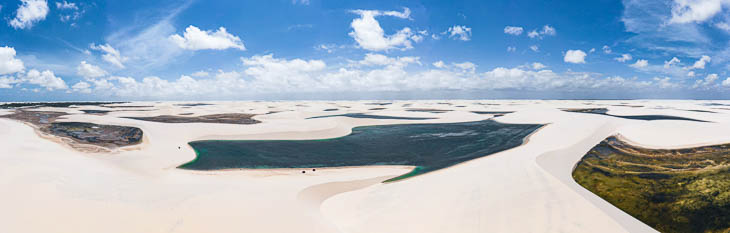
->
[1,100,728,233]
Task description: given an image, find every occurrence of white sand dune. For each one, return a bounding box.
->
[1,100,728,232]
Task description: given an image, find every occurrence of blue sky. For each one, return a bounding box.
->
[1,0,730,100]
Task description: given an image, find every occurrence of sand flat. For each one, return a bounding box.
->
[2,100,729,233]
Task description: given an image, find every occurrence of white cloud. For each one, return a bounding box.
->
[664,57,681,68]
[630,59,649,68]
[669,0,729,24]
[357,53,420,67]
[532,62,547,70]
[504,26,523,35]
[348,8,417,51]
[722,77,730,87]
[103,3,189,71]
[55,1,76,9]
[602,45,612,54]
[541,25,556,35]
[170,25,245,51]
[589,48,596,53]
[432,61,446,68]
[71,81,91,93]
[621,0,713,58]
[527,25,556,39]
[9,0,49,29]
[689,55,711,69]
[530,45,539,52]
[191,71,209,77]
[447,25,472,41]
[410,34,424,43]
[0,77,20,88]
[694,73,719,88]
[0,46,25,75]
[452,62,476,72]
[90,43,128,68]
[716,22,730,31]
[507,46,516,52]
[615,53,633,62]
[56,1,83,24]
[653,77,681,89]
[688,71,696,77]
[76,61,107,79]
[65,53,689,98]
[564,50,587,64]
[22,69,67,90]
[291,0,310,5]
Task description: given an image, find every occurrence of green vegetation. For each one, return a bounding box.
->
[573,136,730,233]
[0,102,126,109]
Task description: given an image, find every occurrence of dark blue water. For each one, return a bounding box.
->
[562,108,708,122]
[181,120,542,182]
[307,113,436,120]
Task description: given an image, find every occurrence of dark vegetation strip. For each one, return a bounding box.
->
[573,136,730,233]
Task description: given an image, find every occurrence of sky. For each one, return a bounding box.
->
[1,0,730,101]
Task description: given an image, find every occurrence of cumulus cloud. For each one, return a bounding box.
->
[602,45,612,54]
[76,61,107,79]
[71,81,91,93]
[0,46,25,75]
[447,25,472,41]
[669,0,729,24]
[63,52,686,99]
[564,50,587,64]
[541,25,556,35]
[503,26,523,35]
[530,45,539,52]
[527,25,556,39]
[56,0,83,24]
[90,43,128,68]
[348,8,418,51]
[630,59,649,68]
[432,61,446,68]
[170,25,245,51]
[191,71,209,77]
[532,62,547,70]
[22,69,67,90]
[9,0,49,29]
[507,46,516,52]
[452,62,476,72]
[291,0,310,5]
[664,57,681,68]
[694,73,719,88]
[0,77,21,89]
[358,53,420,67]
[615,53,633,62]
[689,55,711,69]
[55,1,76,9]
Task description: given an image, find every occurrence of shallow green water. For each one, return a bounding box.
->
[181,120,542,181]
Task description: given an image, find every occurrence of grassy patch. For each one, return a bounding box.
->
[573,136,730,233]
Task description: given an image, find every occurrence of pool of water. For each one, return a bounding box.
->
[562,108,708,122]
[306,113,436,120]
[181,120,542,182]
